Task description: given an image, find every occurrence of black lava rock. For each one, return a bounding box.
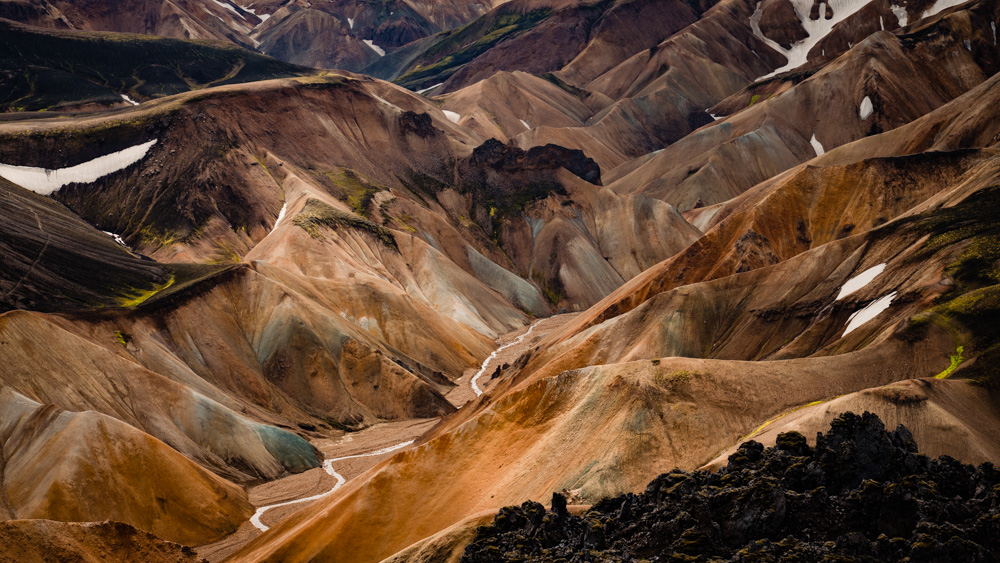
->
[460,412,1000,562]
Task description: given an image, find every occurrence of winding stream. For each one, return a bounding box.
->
[470,322,538,396]
[249,439,414,532]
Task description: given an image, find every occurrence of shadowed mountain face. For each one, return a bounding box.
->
[0,0,1000,559]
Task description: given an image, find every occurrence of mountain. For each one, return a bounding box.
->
[0,0,502,72]
[0,0,999,559]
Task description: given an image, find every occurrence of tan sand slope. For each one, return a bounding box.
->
[0,390,252,545]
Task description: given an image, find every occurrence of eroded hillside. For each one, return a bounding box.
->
[0,0,998,560]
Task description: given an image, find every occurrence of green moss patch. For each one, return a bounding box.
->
[293,198,398,251]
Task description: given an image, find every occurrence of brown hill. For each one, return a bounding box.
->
[0,520,204,563]
[0,389,252,545]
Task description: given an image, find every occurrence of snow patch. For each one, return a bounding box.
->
[520,119,530,129]
[810,133,825,156]
[102,231,132,250]
[836,263,886,300]
[270,202,287,234]
[992,21,997,44]
[347,17,354,29]
[879,15,884,30]
[120,94,139,106]
[416,83,442,95]
[921,0,969,19]
[249,439,414,532]
[891,4,908,26]
[0,140,157,196]
[363,39,385,56]
[859,96,873,120]
[212,0,245,18]
[750,0,873,80]
[442,110,461,124]
[843,291,896,337]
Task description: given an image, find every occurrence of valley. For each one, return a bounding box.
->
[0,0,999,560]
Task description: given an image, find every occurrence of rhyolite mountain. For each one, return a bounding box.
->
[0,0,998,560]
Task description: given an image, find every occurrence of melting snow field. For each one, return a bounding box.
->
[102,231,132,250]
[249,440,415,532]
[836,263,886,300]
[270,202,287,235]
[891,4,908,26]
[363,39,385,56]
[810,133,825,156]
[212,0,244,18]
[442,110,461,124]
[750,0,872,79]
[520,119,531,129]
[922,0,970,19]
[471,322,538,396]
[843,291,896,337]
[347,17,354,29]
[416,83,443,95]
[859,96,874,120]
[120,94,139,106]
[0,139,157,196]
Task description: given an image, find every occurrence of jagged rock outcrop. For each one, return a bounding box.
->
[461,412,1000,562]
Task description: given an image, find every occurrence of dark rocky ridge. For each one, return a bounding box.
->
[461,412,1000,562]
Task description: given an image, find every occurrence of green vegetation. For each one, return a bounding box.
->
[530,268,565,305]
[654,369,703,387]
[884,187,1000,380]
[293,198,398,251]
[318,169,387,217]
[395,8,552,89]
[114,330,132,347]
[537,73,587,100]
[0,20,310,112]
[119,275,176,308]
[934,346,965,379]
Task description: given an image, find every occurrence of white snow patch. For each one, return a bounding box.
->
[836,263,886,300]
[843,291,896,337]
[750,0,872,80]
[879,15,884,30]
[347,17,354,29]
[921,0,969,19]
[0,140,157,196]
[416,82,442,94]
[442,110,461,124]
[120,94,139,106]
[102,231,132,250]
[363,39,385,56]
[992,21,996,44]
[891,4,908,26]
[520,119,530,129]
[965,39,972,51]
[859,95,873,120]
[249,439,414,532]
[270,202,287,234]
[212,0,245,18]
[471,322,538,396]
[810,133,825,156]
[370,93,400,111]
